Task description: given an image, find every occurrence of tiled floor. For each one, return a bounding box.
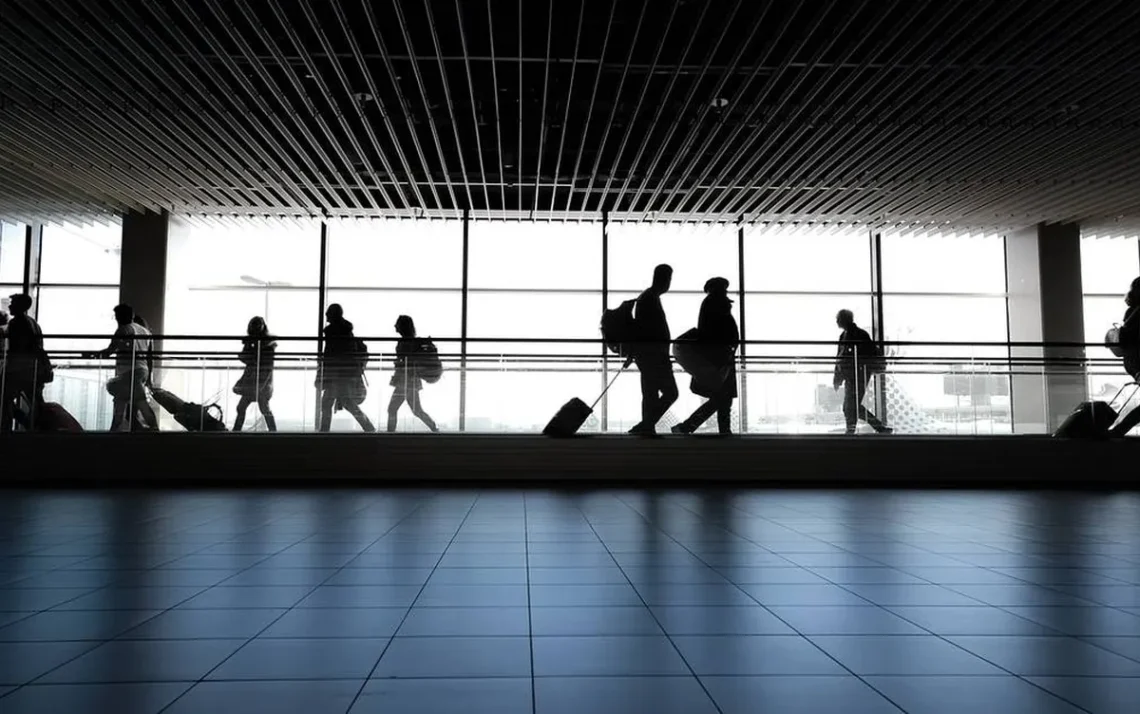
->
[0,490,1139,713]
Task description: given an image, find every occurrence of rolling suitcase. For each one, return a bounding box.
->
[1054,382,1140,438]
[543,368,625,437]
[36,402,83,432]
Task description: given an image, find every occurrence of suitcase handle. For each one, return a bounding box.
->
[589,366,627,411]
[1110,381,1140,410]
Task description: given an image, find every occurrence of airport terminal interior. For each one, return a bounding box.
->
[3,0,1140,711]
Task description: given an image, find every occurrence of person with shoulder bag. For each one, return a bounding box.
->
[1,293,50,432]
[233,316,278,432]
[317,304,375,432]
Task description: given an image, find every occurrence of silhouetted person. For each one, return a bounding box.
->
[673,277,739,435]
[318,303,375,432]
[86,304,158,433]
[833,309,891,435]
[1,294,47,432]
[387,315,439,433]
[629,264,678,435]
[1109,278,1140,436]
[233,316,277,432]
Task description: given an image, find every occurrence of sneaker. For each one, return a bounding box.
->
[670,424,691,435]
[875,426,894,435]
[629,424,657,436]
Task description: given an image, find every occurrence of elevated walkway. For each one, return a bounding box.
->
[4,433,1137,489]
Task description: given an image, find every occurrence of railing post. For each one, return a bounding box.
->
[601,210,609,432]
[314,219,329,431]
[870,230,888,425]
[22,223,43,318]
[737,219,747,433]
[459,208,469,432]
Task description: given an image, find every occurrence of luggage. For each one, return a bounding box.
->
[1106,324,1126,357]
[150,386,227,432]
[36,402,82,432]
[416,338,443,384]
[672,328,727,393]
[543,368,625,437]
[1054,382,1140,438]
[601,299,639,358]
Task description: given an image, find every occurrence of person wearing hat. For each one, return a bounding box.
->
[672,277,739,435]
[1,293,48,432]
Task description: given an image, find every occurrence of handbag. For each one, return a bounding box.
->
[1107,324,1126,357]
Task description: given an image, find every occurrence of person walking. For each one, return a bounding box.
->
[833,309,891,435]
[233,316,278,432]
[673,277,739,435]
[386,315,438,433]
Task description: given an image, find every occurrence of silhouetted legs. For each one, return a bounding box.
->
[676,393,734,434]
[387,386,438,433]
[234,395,277,432]
[109,376,157,432]
[319,390,375,433]
[843,372,888,434]
[631,354,678,434]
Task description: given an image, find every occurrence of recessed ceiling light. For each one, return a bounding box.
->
[711,98,729,109]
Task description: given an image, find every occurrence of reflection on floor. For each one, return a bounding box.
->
[1,490,1139,713]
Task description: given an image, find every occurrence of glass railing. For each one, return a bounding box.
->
[0,334,1131,435]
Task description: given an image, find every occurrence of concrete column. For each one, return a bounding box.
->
[119,211,173,337]
[1005,222,1086,433]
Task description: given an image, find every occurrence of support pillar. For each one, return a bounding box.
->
[120,210,172,338]
[1005,222,1086,433]
[22,223,43,318]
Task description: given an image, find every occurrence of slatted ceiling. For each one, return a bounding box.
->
[1,1,1139,227]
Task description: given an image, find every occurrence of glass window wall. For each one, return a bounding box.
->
[880,231,1010,434]
[1080,232,1139,402]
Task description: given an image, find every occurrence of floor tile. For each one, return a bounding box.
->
[738,583,873,606]
[0,588,99,612]
[1080,636,1140,662]
[38,639,244,683]
[532,636,690,676]
[671,635,847,675]
[0,641,101,685]
[0,610,161,641]
[1002,606,1140,636]
[808,567,926,585]
[0,682,190,714]
[809,635,1005,675]
[424,568,527,585]
[634,583,756,607]
[118,608,286,639]
[866,676,1088,714]
[650,606,795,635]
[948,635,1140,676]
[534,676,718,714]
[399,607,529,636]
[176,585,314,609]
[259,607,407,639]
[1028,676,1140,714]
[166,680,360,714]
[895,566,1028,585]
[527,567,629,585]
[703,675,901,714]
[946,584,1097,607]
[52,587,207,611]
[353,678,532,714]
[530,584,642,607]
[218,568,339,587]
[531,606,662,635]
[373,636,531,678]
[841,583,987,607]
[770,606,926,635]
[886,606,1061,635]
[414,584,528,607]
[298,585,422,608]
[207,637,388,680]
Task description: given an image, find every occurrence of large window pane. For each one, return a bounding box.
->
[1085,295,1131,401]
[468,220,600,290]
[608,222,738,293]
[165,217,321,343]
[40,220,122,285]
[881,295,1010,434]
[743,225,871,293]
[36,286,122,355]
[881,232,1006,294]
[325,219,463,432]
[1081,234,1138,296]
[0,221,26,284]
[327,218,463,289]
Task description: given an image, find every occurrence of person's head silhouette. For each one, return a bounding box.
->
[326,303,344,322]
[248,316,268,337]
[7,293,32,317]
[652,264,673,294]
[836,309,855,330]
[395,315,416,338]
[113,303,134,326]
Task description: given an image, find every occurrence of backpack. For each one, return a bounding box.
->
[601,299,639,357]
[415,338,443,384]
[351,337,369,374]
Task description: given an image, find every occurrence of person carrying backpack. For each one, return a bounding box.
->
[833,309,891,435]
[386,315,439,433]
[317,304,375,432]
[628,264,679,436]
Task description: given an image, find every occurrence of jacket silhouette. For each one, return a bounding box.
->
[674,277,739,435]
